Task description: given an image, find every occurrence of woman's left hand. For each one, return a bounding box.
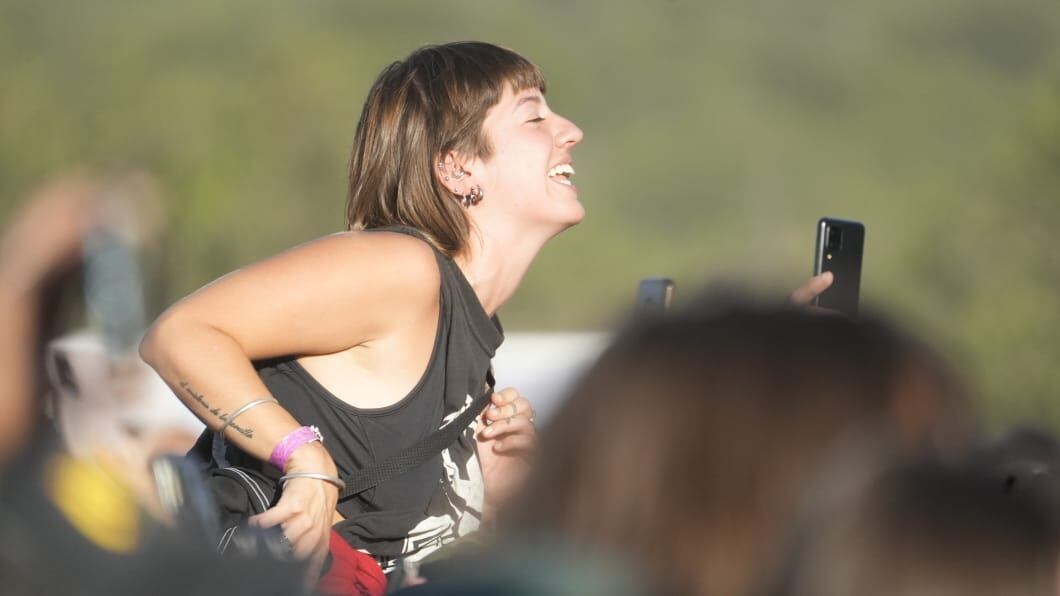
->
[476,387,537,518]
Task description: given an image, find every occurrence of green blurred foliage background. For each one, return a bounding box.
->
[1,0,1058,427]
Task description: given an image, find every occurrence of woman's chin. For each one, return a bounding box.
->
[564,201,586,226]
[544,202,586,237]
[548,194,585,220]
[514,191,585,235]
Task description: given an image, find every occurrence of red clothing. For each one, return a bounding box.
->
[316,530,387,596]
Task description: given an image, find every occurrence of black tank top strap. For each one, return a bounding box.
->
[366,225,503,356]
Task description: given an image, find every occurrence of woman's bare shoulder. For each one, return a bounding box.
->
[151,229,441,359]
[298,229,441,302]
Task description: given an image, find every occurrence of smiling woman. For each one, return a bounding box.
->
[347,43,585,262]
[139,41,580,592]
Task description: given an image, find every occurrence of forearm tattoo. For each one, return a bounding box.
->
[179,380,254,439]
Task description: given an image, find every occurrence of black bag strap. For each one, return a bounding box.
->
[338,369,495,502]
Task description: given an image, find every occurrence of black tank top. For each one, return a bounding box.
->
[216,226,503,570]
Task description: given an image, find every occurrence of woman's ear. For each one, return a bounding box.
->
[435,151,471,197]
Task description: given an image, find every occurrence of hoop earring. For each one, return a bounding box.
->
[462,185,484,207]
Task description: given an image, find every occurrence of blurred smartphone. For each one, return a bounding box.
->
[813,217,864,317]
[636,278,675,314]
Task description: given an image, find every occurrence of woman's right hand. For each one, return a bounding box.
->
[249,442,340,585]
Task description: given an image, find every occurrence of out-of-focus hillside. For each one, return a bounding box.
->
[1,0,1058,426]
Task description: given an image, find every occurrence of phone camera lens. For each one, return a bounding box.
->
[825,226,843,251]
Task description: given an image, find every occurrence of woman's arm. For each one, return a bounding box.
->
[139,230,439,575]
[140,230,439,452]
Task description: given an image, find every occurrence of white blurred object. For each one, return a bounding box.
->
[492,332,611,425]
[45,329,203,458]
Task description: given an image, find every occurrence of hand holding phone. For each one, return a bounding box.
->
[812,217,865,317]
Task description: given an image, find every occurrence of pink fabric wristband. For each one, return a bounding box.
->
[269,425,323,471]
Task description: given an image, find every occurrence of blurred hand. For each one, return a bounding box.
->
[249,443,339,586]
[790,272,834,306]
[476,387,537,517]
[0,173,103,293]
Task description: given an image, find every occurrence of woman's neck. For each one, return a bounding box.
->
[453,224,552,317]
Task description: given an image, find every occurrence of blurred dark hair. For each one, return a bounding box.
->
[346,41,545,257]
[33,264,85,409]
[973,426,1060,519]
[769,460,1059,596]
[505,293,972,595]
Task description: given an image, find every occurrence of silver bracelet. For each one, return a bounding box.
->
[279,472,344,490]
[218,398,278,434]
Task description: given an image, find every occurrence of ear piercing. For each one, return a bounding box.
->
[462,185,484,207]
[437,161,465,182]
[437,161,481,206]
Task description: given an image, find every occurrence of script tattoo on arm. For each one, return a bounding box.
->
[179,380,254,439]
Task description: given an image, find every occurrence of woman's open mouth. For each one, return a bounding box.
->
[547,163,575,186]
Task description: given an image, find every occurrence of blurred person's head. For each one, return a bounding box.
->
[346,41,584,258]
[769,460,1059,596]
[505,293,972,595]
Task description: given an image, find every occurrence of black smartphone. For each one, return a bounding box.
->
[636,277,675,314]
[813,217,864,317]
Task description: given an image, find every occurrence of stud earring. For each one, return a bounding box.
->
[437,161,466,183]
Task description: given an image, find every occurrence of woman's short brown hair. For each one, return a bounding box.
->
[346,42,546,257]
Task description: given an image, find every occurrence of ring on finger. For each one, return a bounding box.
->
[508,402,518,417]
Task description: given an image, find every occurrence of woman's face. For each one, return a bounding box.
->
[470,85,585,232]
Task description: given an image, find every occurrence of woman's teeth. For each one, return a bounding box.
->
[547,164,575,186]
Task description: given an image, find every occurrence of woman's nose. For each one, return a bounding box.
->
[555,116,584,147]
